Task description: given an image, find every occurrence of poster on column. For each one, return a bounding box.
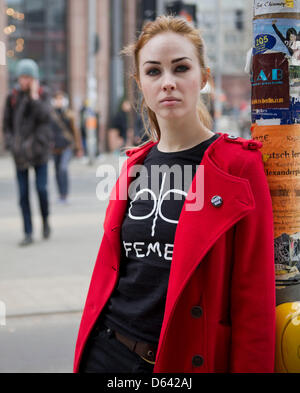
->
[252,18,300,124]
[252,52,290,109]
[251,124,300,273]
[254,0,300,16]
[253,18,300,64]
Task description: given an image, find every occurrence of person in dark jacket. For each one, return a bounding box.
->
[3,59,53,246]
[108,99,133,153]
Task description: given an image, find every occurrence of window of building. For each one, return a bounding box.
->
[5,0,67,93]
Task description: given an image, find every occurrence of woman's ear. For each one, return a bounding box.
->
[201,68,210,90]
[134,73,142,90]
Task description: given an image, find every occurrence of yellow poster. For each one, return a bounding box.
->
[252,124,300,238]
[252,124,300,273]
[285,0,294,8]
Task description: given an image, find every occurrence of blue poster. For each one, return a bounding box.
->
[251,108,300,124]
[253,18,300,66]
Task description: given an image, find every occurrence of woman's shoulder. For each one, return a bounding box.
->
[125,140,156,158]
[210,133,265,177]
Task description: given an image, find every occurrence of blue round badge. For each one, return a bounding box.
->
[253,34,276,55]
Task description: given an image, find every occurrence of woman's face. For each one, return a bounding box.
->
[53,94,65,108]
[138,32,206,122]
[18,75,33,92]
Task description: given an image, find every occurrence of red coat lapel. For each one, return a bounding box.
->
[166,149,255,305]
[155,149,256,361]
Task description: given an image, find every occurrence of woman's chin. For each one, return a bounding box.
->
[158,109,186,120]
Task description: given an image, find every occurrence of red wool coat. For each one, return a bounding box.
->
[74,133,276,373]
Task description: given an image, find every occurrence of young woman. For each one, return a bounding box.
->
[74,15,275,373]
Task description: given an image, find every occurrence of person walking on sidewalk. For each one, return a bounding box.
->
[108,98,133,153]
[3,59,53,246]
[74,16,275,373]
[51,90,83,203]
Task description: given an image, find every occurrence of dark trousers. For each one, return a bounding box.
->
[79,323,155,373]
[53,148,72,199]
[16,163,49,235]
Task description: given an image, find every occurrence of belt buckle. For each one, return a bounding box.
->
[140,349,156,365]
[140,355,156,365]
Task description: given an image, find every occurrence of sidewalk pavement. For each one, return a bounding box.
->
[0,152,126,318]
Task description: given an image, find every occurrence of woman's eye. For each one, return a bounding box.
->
[146,65,189,76]
[146,68,160,76]
[176,65,189,72]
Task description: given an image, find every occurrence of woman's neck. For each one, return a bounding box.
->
[156,114,214,153]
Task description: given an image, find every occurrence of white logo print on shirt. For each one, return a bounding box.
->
[124,173,187,261]
[128,172,187,237]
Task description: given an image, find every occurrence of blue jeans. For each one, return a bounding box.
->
[16,163,49,235]
[79,321,155,373]
[53,148,73,198]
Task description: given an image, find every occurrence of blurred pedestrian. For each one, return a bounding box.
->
[79,99,89,157]
[51,90,83,203]
[3,58,53,246]
[107,98,133,153]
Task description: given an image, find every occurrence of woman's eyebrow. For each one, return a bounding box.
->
[143,57,192,66]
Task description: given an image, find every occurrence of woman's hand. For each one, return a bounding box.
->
[76,148,84,158]
[30,78,40,100]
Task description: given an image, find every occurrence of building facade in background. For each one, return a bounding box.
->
[4,0,67,91]
[0,0,253,152]
[197,0,253,112]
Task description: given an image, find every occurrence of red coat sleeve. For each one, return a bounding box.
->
[230,150,276,372]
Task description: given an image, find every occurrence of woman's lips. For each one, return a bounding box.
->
[160,99,181,106]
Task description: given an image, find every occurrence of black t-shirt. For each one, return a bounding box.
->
[102,133,220,344]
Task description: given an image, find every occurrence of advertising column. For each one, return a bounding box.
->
[250,0,300,372]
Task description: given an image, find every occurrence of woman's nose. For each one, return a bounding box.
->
[162,75,176,91]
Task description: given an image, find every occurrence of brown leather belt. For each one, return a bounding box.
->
[114,330,157,364]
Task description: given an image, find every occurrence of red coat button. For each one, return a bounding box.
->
[192,355,204,367]
[191,306,203,318]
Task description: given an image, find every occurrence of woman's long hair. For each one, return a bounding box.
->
[122,15,213,147]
